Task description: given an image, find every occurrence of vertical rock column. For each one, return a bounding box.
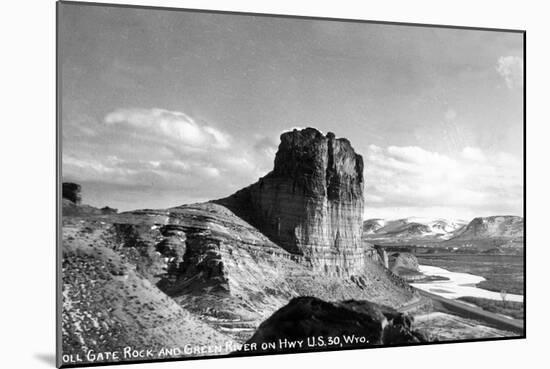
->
[218,128,365,276]
[62,182,82,205]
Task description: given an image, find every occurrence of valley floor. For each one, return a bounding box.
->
[411,265,524,302]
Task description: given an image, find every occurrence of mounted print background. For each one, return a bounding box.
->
[58,1,525,367]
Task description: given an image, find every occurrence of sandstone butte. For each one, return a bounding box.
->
[216,128,366,276]
[61,127,420,362]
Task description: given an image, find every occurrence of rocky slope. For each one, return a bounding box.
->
[216,128,366,276]
[62,217,234,362]
[62,201,416,344]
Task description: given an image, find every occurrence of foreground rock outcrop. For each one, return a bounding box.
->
[62,219,234,359]
[217,128,366,276]
[244,296,425,352]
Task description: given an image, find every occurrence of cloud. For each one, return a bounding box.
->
[496,56,523,89]
[461,146,486,162]
[63,109,523,219]
[364,145,522,219]
[105,108,230,149]
[62,108,276,209]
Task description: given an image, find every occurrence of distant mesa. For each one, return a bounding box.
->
[62,182,81,205]
[61,182,118,216]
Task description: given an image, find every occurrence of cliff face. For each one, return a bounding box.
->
[217,128,365,275]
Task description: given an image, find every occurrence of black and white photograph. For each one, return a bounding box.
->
[57,1,525,367]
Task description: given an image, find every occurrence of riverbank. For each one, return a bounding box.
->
[416,253,524,295]
[411,265,524,302]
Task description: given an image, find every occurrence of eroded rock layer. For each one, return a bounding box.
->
[62,217,234,360]
[216,128,366,276]
[62,201,417,348]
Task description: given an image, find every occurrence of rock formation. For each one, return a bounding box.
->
[244,296,425,352]
[62,219,234,359]
[100,206,118,215]
[62,182,82,204]
[216,128,366,276]
[63,202,416,350]
[387,252,424,281]
[60,128,424,364]
[389,252,420,274]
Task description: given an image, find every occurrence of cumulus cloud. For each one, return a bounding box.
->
[364,145,522,219]
[62,108,276,209]
[461,146,486,162]
[105,108,231,149]
[496,56,523,89]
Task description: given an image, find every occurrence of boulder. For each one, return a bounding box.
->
[244,296,425,352]
[389,252,420,273]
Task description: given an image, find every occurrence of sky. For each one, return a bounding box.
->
[59,3,524,221]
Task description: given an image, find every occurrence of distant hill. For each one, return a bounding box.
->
[449,216,523,241]
[362,215,524,253]
[363,217,467,242]
[443,216,524,251]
